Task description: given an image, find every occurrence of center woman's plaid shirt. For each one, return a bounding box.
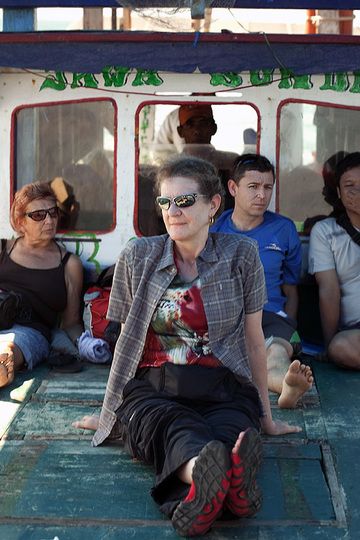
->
[93,232,266,446]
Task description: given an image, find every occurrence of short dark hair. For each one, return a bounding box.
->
[322,151,348,209]
[335,152,360,187]
[323,151,360,217]
[232,153,275,185]
[155,155,225,218]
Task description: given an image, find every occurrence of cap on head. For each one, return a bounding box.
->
[178,104,214,126]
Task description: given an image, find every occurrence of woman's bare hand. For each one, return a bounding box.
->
[260,417,302,436]
[72,415,99,431]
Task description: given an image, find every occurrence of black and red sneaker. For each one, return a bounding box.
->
[225,428,262,518]
[172,440,232,537]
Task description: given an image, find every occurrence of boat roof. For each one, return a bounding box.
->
[1,32,360,74]
[0,0,359,8]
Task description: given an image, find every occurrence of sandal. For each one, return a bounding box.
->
[48,352,83,373]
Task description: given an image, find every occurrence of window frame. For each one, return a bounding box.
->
[276,97,360,232]
[11,96,118,234]
[134,99,261,237]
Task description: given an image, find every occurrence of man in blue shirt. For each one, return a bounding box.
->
[212,153,313,408]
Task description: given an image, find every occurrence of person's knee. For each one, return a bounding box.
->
[328,334,360,369]
[268,339,292,360]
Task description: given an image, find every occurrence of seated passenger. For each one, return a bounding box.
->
[322,151,349,216]
[242,128,257,154]
[309,152,360,369]
[303,151,348,235]
[0,182,83,388]
[153,94,217,158]
[211,154,313,409]
[178,103,238,173]
[73,156,299,537]
[154,107,184,154]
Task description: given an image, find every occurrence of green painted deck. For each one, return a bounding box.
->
[0,358,359,540]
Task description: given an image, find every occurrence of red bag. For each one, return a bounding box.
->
[83,265,120,350]
[83,285,111,341]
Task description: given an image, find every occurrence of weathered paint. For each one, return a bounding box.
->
[1,359,357,538]
[40,68,360,94]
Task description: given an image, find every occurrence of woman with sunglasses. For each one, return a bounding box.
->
[74,156,299,537]
[0,182,83,388]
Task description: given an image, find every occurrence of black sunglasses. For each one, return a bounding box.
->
[25,206,59,222]
[156,193,205,211]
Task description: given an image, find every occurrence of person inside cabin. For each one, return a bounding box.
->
[308,152,360,369]
[0,182,83,388]
[177,104,239,209]
[242,128,257,154]
[154,107,185,155]
[73,156,300,536]
[177,104,238,170]
[211,153,313,409]
[155,105,255,161]
[153,94,217,159]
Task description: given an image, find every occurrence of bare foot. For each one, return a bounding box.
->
[278,359,313,409]
[0,351,15,388]
[72,415,99,431]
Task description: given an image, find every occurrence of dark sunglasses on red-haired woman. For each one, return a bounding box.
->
[25,206,59,222]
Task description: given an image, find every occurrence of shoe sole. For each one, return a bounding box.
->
[172,440,231,537]
[226,428,262,517]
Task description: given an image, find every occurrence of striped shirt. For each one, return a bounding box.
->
[92,232,266,446]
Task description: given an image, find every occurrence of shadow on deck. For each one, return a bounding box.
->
[1,358,360,540]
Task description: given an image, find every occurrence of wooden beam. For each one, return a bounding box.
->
[111,7,117,30]
[340,10,354,34]
[122,8,132,31]
[0,1,358,8]
[83,7,103,29]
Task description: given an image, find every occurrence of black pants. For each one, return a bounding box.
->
[115,363,261,517]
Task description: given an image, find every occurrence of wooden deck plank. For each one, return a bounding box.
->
[4,403,99,440]
[0,439,337,525]
[0,523,350,540]
[1,359,357,539]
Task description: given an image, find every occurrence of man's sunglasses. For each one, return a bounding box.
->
[25,206,59,222]
[156,193,205,211]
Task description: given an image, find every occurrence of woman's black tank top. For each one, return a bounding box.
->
[0,239,70,341]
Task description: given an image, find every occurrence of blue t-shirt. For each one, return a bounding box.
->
[211,210,301,314]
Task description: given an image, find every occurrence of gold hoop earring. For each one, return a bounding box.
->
[209,216,215,226]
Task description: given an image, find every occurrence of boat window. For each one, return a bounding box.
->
[278,101,360,234]
[14,99,115,232]
[136,102,258,236]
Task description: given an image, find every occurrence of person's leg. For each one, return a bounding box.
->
[0,343,24,387]
[262,312,313,409]
[267,339,313,409]
[116,378,217,482]
[198,377,263,520]
[172,440,231,537]
[328,329,360,369]
[174,407,263,533]
[115,377,232,535]
[0,325,49,388]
